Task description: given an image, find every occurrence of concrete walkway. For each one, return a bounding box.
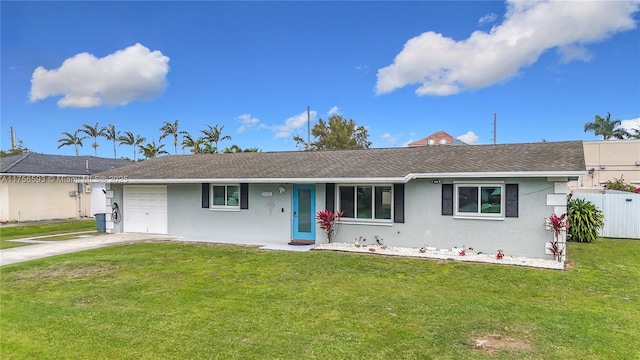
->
[1,233,319,267]
[0,233,175,266]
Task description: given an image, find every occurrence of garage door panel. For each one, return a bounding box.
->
[123,185,168,234]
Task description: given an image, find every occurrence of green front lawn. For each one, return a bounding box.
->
[0,219,97,249]
[1,239,638,359]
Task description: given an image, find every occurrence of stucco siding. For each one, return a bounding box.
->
[107,184,124,233]
[575,140,640,189]
[167,183,296,242]
[333,178,558,259]
[0,182,91,222]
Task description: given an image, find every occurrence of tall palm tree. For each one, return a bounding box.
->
[200,124,231,154]
[140,139,169,159]
[103,124,120,159]
[57,130,86,156]
[118,131,146,161]
[159,120,183,155]
[80,122,105,156]
[584,113,629,140]
[181,133,202,154]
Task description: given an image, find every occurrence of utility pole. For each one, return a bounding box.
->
[307,105,311,150]
[493,113,497,145]
[10,127,17,150]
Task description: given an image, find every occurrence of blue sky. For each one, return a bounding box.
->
[2,1,639,157]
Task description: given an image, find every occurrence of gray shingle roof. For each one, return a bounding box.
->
[95,141,585,181]
[1,153,132,175]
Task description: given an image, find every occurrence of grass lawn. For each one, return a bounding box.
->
[1,239,638,359]
[0,219,97,249]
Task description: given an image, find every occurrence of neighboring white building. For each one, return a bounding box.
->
[571,140,640,192]
[0,153,131,222]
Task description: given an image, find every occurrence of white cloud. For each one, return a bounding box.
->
[355,65,369,73]
[382,132,401,145]
[457,131,479,144]
[271,110,317,139]
[557,44,593,64]
[30,43,170,107]
[478,13,498,25]
[620,117,640,132]
[236,114,260,133]
[328,106,340,115]
[376,0,640,96]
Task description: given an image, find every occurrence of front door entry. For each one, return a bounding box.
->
[292,184,316,241]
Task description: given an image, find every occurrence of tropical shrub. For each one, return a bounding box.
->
[604,176,640,193]
[546,213,567,239]
[567,197,604,243]
[316,210,344,243]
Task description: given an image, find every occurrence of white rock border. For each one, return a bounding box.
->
[314,242,565,270]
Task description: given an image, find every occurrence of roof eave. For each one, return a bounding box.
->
[102,171,586,185]
[407,171,586,180]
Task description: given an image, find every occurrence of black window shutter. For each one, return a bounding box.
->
[393,184,405,223]
[201,183,210,208]
[505,184,518,218]
[325,183,335,212]
[442,184,454,216]
[240,183,249,209]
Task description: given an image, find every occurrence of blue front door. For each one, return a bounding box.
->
[292,184,316,241]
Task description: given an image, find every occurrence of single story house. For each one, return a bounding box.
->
[95,141,585,260]
[1,153,131,222]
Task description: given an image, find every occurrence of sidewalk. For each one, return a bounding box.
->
[0,233,174,266]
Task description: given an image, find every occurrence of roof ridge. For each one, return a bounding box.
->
[2,152,32,172]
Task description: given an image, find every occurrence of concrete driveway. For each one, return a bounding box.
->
[0,233,175,266]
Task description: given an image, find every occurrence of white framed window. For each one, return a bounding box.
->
[454,183,504,218]
[338,184,392,222]
[211,184,240,209]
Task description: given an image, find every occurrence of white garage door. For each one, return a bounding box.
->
[123,185,168,234]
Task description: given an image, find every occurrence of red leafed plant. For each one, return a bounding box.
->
[547,239,564,262]
[316,210,344,243]
[548,213,567,238]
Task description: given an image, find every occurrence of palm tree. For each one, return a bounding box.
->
[584,113,629,140]
[223,144,243,153]
[118,131,147,161]
[201,142,217,154]
[103,124,120,158]
[140,139,169,159]
[159,120,183,155]
[243,147,260,152]
[80,122,105,156]
[200,124,231,154]
[181,133,202,154]
[57,130,86,156]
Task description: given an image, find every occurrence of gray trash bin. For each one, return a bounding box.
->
[95,213,106,233]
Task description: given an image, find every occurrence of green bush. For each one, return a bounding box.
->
[604,176,640,193]
[567,197,604,243]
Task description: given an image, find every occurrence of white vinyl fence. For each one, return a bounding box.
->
[574,192,640,239]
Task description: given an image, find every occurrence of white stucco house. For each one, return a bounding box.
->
[0,153,131,222]
[95,141,585,260]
